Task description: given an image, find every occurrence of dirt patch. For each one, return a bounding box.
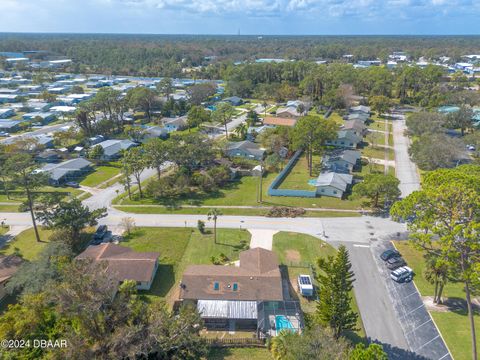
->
[285,249,301,262]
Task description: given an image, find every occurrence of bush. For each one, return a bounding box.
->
[266,206,306,218]
[197,220,205,234]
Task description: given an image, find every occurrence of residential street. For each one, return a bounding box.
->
[0,121,74,144]
[391,114,421,197]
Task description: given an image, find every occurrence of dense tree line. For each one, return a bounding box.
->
[2,34,480,76]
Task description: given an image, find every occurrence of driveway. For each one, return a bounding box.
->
[248,229,278,250]
[391,115,421,197]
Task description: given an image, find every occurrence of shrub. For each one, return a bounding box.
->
[266,206,306,218]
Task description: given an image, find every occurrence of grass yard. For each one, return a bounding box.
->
[278,154,320,191]
[113,205,362,217]
[121,227,193,300]
[431,311,480,360]
[0,227,53,260]
[206,347,272,360]
[116,171,365,210]
[361,146,395,161]
[272,232,365,338]
[0,226,9,236]
[80,165,121,188]
[119,228,251,303]
[393,241,479,360]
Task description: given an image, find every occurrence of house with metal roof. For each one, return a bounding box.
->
[315,172,354,198]
[179,248,303,337]
[22,112,56,124]
[94,139,137,160]
[350,105,371,114]
[226,140,265,161]
[0,108,14,119]
[322,149,361,174]
[326,130,363,149]
[38,158,92,185]
[0,120,21,132]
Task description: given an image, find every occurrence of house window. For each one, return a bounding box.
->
[214,282,219,290]
[333,191,337,194]
[321,189,325,192]
[233,283,238,291]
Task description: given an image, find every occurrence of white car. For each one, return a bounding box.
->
[390,266,413,283]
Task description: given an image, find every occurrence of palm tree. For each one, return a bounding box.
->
[424,255,449,304]
[269,329,297,360]
[234,123,248,140]
[207,208,222,244]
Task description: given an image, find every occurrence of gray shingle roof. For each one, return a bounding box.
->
[315,172,353,191]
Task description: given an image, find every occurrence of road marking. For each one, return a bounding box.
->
[353,244,370,248]
[414,334,440,353]
[405,318,432,335]
[438,352,451,360]
[399,303,425,318]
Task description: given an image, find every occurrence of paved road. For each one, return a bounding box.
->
[344,242,410,354]
[0,121,74,144]
[391,114,421,197]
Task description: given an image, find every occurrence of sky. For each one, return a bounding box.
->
[0,0,480,35]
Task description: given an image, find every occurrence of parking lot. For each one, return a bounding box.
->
[371,241,452,360]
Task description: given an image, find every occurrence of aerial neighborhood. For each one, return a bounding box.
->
[0,35,479,360]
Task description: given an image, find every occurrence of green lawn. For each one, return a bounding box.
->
[0,227,53,261]
[116,171,365,210]
[113,205,362,217]
[394,241,479,360]
[272,232,365,338]
[206,347,272,360]
[361,146,395,161]
[278,154,319,191]
[0,226,9,236]
[80,165,121,187]
[120,227,193,299]
[119,228,251,303]
[431,311,480,360]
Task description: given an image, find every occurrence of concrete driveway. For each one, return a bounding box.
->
[392,115,421,197]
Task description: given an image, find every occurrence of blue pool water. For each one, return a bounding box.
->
[307,179,316,186]
[275,315,294,334]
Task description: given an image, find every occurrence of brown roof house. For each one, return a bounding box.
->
[77,243,159,290]
[263,116,297,127]
[179,248,303,337]
[0,255,23,300]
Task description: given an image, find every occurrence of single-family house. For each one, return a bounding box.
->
[226,140,265,161]
[26,100,51,112]
[343,119,367,136]
[0,108,14,119]
[275,107,302,119]
[322,150,361,174]
[0,120,21,133]
[36,149,61,163]
[349,105,371,115]
[0,94,20,104]
[22,112,56,124]
[0,255,23,301]
[76,243,159,290]
[345,113,369,122]
[263,116,297,127]
[88,135,105,146]
[38,158,92,185]
[179,248,303,335]
[95,139,137,160]
[32,134,54,148]
[0,88,19,95]
[286,100,311,112]
[223,96,243,106]
[326,130,363,149]
[315,172,354,198]
[143,126,169,142]
[162,116,188,133]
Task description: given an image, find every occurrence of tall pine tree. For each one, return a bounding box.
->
[315,245,358,338]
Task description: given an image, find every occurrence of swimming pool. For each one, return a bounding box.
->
[275,315,294,334]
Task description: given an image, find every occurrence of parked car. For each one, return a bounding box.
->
[0,131,10,137]
[380,249,400,261]
[65,181,80,188]
[466,144,476,151]
[386,256,407,270]
[94,225,108,240]
[390,266,413,283]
